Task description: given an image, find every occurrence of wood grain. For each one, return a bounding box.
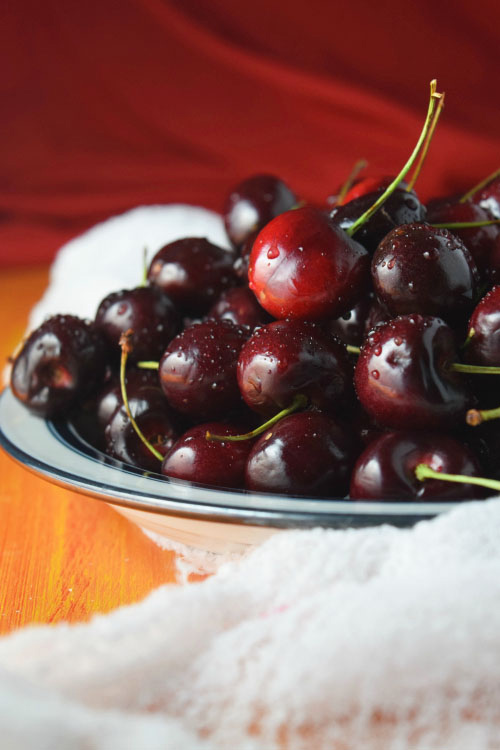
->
[0,266,180,635]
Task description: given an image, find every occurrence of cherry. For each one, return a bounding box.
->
[426,196,499,275]
[206,286,272,329]
[350,431,485,500]
[147,238,236,315]
[465,285,500,367]
[96,368,160,428]
[237,319,354,417]
[371,223,479,325]
[337,175,398,205]
[245,411,359,496]
[95,286,179,363]
[330,187,426,253]
[10,315,107,418]
[223,174,297,248]
[162,422,253,489]
[159,319,249,420]
[354,315,473,430]
[326,294,375,347]
[468,169,500,220]
[233,229,260,281]
[248,205,370,321]
[104,379,179,473]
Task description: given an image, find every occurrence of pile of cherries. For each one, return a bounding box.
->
[9,82,500,502]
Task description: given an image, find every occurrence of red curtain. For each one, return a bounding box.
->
[1,0,499,266]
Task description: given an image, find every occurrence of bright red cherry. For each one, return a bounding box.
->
[248,205,370,321]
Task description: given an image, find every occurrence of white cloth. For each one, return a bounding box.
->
[3,206,500,749]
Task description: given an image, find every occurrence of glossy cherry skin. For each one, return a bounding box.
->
[350,430,485,500]
[245,411,359,497]
[95,286,179,363]
[330,187,426,254]
[473,175,500,219]
[10,315,107,418]
[224,174,297,248]
[159,319,249,420]
[248,205,370,321]
[162,422,253,489]
[372,223,479,325]
[326,293,375,347]
[426,196,499,276]
[104,379,179,473]
[354,315,473,431]
[147,238,236,315]
[237,319,354,417]
[206,286,272,329]
[465,285,500,366]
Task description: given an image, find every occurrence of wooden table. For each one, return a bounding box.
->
[0,265,188,635]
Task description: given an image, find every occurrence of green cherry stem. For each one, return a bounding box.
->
[459,168,500,204]
[431,219,500,229]
[346,344,361,355]
[461,328,475,350]
[336,158,368,205]
[415,463,500,493]
[346,79,443,238]
[466,405,500,427]
[119,331,163,463]
[205,393,308,443]
[137,361,160,370]
[405,90,445,193]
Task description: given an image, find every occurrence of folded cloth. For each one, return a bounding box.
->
[4,207,500,748]
[1,500,500,749]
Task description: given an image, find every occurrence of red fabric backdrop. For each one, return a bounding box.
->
[1,0,499,267]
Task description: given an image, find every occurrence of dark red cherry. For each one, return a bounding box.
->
[233,229,259,281]
[95,368,160,428]
[350,430,485,500]
[245,411,359,497]
[371,223,479,325]
[426,196,499,275]
[465,286,500,367]
[473,174,500,219]
[248,205,370,321]
[330,187,426,254]
[104,381,178,473]
[237,319,354,417]
[326,293,375,347]
[95,286,179,363]
[206,286,272,329]
[224,174,297,248]
[162,422,253,489]
[147,238,236,315]
[10,315,107,418]
[159,319,249,420]
[354,315,472,430]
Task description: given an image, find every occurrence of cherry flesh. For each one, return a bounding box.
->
[162,422,253,489]
[350,430,485,500]
[159,319,249,420]
[223,174,297,248]
[10,315,107,418]
[248,205,370,321]
[330,187,426,254]
[95,286,179,363]
[245,411,359,497]
[354,315,473,430]
[237,319,354,417]
[147,238,236,315]
[371,223,479,325]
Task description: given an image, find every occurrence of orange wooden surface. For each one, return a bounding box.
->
[0,265,182,635]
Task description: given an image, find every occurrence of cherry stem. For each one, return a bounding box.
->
[466,405,500,427]
[336,158,368,205]
[431,219,500,229]
[346,80,443,238]
[449,362,500,375]
[405,91,445,193]
[459,168,500,204]
[461,327,475,350]
[137,361,160,370]
[346,344,361,354]
[205,393,308,443]
[415,463,500,493]
[119,331,163,463]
